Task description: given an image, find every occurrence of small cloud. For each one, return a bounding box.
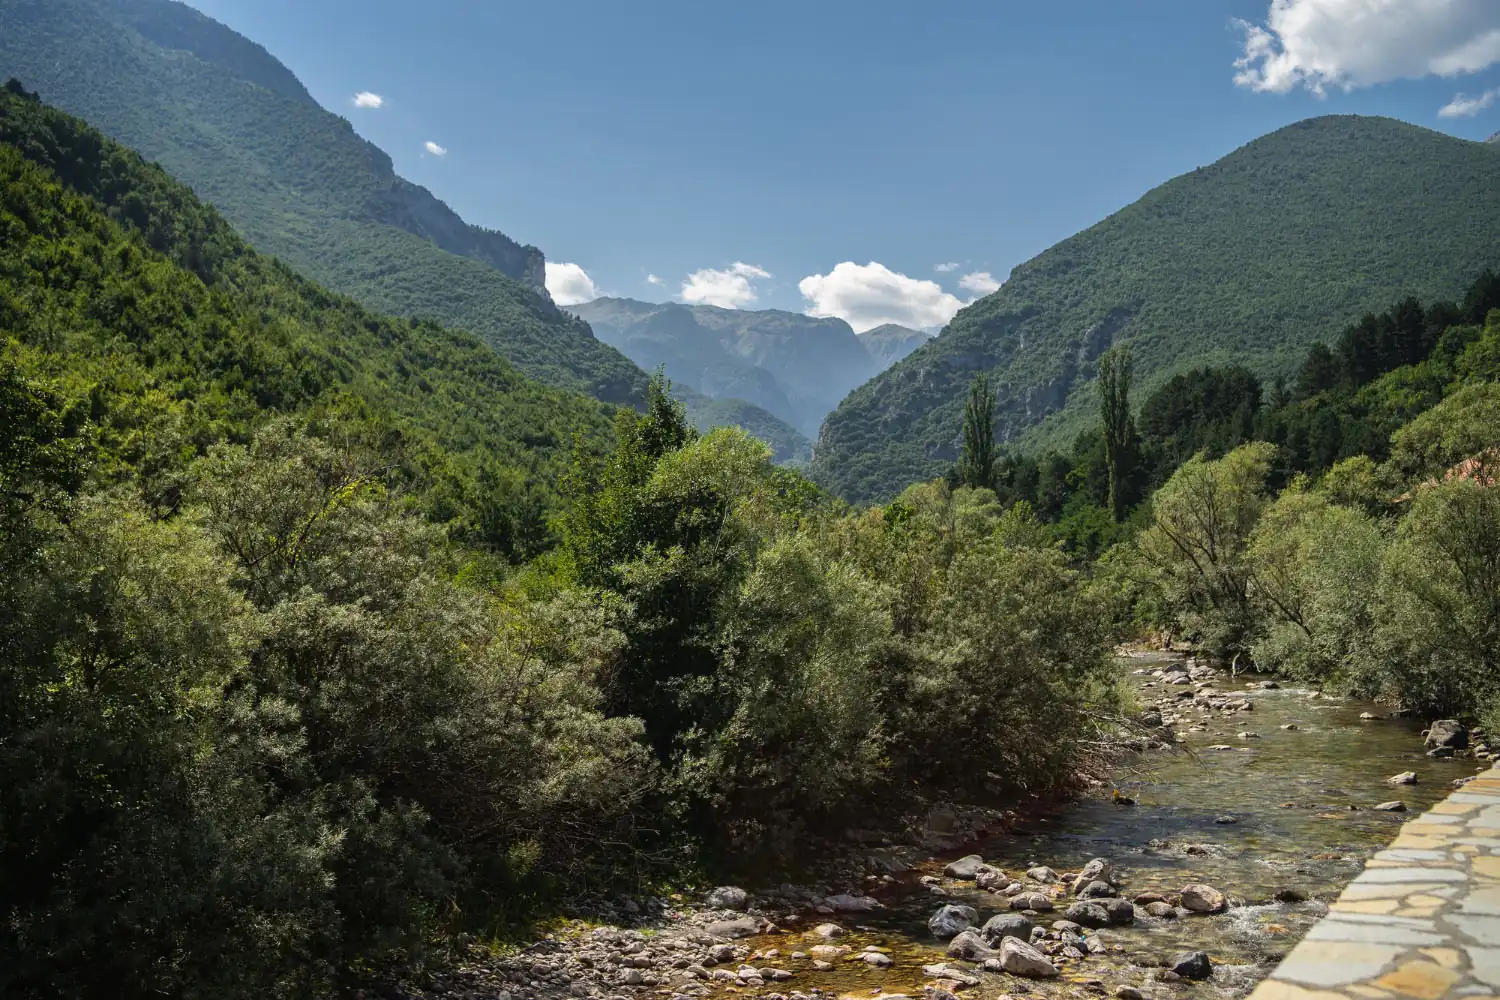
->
[680,262,771,309]
[545,262,600,306]
[352,91,384,109]
[646,273,664,286]
[934,261,961,273]
[958,271,1003,296]
[798,261,965,333]
[1440,87,1500,117]
[424,141,448,156]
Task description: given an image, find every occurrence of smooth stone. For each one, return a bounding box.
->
[1170,951,1212,980]
[706,886,749,910]
[981,913,1035,944]
[1388,771,1419,785]
[928,904,979,939]
[943,854,987,880]
[1180,883,1227,913]
[998,936,1059,978]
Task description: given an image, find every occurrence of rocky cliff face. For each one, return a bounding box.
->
[383,177,546,291]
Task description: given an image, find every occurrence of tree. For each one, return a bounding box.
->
[1097,345,1136,521]
[956,373,996,492]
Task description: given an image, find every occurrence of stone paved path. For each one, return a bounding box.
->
[1248,766,1500,1000]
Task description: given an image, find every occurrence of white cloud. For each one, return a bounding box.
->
[934,261,961,273]
[646,273,664,286]
[798,261,966,333]
[424,141,448,156]
[545,261,599,306]
[1440,86,1500,116]
[679,262,771,309]
[352,91,384,109]
[1233,0,1500,95]
[958,271,1002,296]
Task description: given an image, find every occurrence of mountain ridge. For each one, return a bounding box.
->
[812,113,1500,502]
[859,323,932,370]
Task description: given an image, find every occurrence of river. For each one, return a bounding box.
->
[746,653,1483,998]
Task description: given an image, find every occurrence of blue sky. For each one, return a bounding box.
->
[187,0,1500,330]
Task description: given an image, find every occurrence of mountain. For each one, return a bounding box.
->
[0,0,646,405]
[0,82,616,556]
[813,115,1500,502]
[572,297,880,436]
[859,324,932,370]
[1489,131,1500,143]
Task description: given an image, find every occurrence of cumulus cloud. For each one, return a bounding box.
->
[646,273,664,286]
[1440,87,1500,116]
[353,91,384,109]
[958,271,1003,296]
[679,262,771,309]
[424,141,448,156]
[1234,0,1500,95]
[545,261,599,306]
[934,261,961,273]
[798,261,965,333]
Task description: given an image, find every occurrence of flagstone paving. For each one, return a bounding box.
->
[1248,768,1500,1000]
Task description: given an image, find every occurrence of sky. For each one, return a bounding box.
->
[185,0,1500,332]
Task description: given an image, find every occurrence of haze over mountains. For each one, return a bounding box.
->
[814,115,1500,502]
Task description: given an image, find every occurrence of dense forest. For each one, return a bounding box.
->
[814,115,1500,503]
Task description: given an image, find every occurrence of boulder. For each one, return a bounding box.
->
[1143,901,1176,919]
[1427,719,1469,750]
[861,951,892,968]
[1010,891,1054,912]
[980,913,1035,944]
[824,893,879,912]
[1077,880,1117,899]
[706,885,750,910]
[707,917,760,939]
[1025,866,1060,883]
[1272,888,1308,903]
[945,929,996,961]
[976,867,1009,891]
[928,904,979,939]
[1072,858,1114,892]
[1101,898,1136,925]
[811,922,845,940]
[1063,901,1112,928]
[1180,884,1227,914]
[997,936,1060,978]
[808,944,849,960]
[1140,709,1164,728]
[1388,771,1419,785]
[1375,800,1407,812]
[1170,950,1213,980]
[943,854,987,880]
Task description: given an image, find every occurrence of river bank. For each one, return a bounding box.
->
[392,654,1492,1000]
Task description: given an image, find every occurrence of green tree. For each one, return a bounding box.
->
[956,373,997,492]
[1097,344,1137,521]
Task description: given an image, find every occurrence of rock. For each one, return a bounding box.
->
[943,854,987,880]
[1214,814,1239,824]
[1026,866,1060,883]
[619,968,645,985]
[926,990,961,1000]
[1428,746,1455,758]
[975,867,1009,891]
[811,922,845,940]
[1427,719,1469,750]
[1140,710,1164,728]
[706,886,749,910]
[1179,884,1227,914]
[997,937,1059,978]
[1359,712,1379,720]
[812,959,833,971]
[921,963,980,987]
[708,943,737,964]
[1101,898,1136,925]
[1116,988,1146,1000]
[928,904,979,939]
[1375,800,1407,812]
[945,929,996,961]
[707,917,760,939]
[1281,723,1299,730]
[1063,901,1111,928]
[1073,858,1114,891]
[1077,880,1117,899]
[1208,744,1234,751]
[1258,680,1280,690]
[1170,951,1213,980]
[808,945,849,960]
[1143,901,1176,919]
[980,913,1035,944]
[1273,888,1308,903]
[1388,771,1418,785]
[861,951,892,968]
[1010,891,1053,912]
[824,893,878,912]
[1237,731,1259,739]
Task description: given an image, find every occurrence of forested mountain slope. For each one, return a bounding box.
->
[0,82,615,558]
[814,115,1500,502]
[573,296,879,436]
[0,0,647,403]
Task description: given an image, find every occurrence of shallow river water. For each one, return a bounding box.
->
[740,653,1485,998]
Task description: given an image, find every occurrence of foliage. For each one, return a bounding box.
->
[956,372,997,491]
[814,116,1500,502]
[0,0,649,405]
[1097,344,1137,521]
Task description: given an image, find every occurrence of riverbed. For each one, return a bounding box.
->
[739,653,1484,999]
